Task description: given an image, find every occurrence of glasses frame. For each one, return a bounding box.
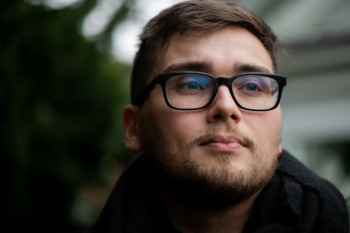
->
[137,71,287,111]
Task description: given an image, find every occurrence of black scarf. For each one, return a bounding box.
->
[91,150,349,233]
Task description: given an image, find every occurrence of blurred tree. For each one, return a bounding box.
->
[306,140,350,216]
[0,0,133,232]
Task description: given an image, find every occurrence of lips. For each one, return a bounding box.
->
[200,135,244,151]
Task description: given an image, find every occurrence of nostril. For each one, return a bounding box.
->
[213,113,237,120]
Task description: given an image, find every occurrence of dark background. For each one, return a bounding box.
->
[1,0,135,232]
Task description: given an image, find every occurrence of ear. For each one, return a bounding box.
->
[123,104,143,153]
[278,145,282,155]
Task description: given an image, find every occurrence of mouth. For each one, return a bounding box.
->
[200,135,245,151]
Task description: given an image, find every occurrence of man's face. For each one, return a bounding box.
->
[125,26,282,202]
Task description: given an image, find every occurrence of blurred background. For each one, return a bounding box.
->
[1,0,349,232]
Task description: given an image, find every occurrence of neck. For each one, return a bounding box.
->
[159,188,259,233]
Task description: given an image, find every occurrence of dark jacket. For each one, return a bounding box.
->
[92,150,349,233]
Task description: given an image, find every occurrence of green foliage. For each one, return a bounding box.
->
[1,0,132,232]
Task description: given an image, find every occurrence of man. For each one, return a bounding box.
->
[92,1,349,232]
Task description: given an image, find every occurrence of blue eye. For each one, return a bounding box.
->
[181,80,203,90]
[234,76,270,92]
[233,75,273,97]
[177,75,212,91]
[244,83,260,91]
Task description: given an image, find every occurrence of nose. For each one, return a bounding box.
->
[207,85,242,123]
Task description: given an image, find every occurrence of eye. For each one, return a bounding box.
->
[234,75,271,95]
[241,82,261,92]
[180,79,204,90]
[166,74,214,96]
[176,75,212,91]
[238,80,263,92]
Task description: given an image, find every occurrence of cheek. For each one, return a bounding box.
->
[143,86,205,142]
[245,110,282,146]
[141,100,202,151]
[140,109,206,169]
[160,112,202,145]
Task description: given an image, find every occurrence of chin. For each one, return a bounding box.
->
[150,151,278,207]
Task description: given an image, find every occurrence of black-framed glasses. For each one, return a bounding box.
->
[136,71,287,111]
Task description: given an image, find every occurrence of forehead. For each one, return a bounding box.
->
[154,26,273,76]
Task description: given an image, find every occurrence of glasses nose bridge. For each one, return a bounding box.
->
[216,77,234,96]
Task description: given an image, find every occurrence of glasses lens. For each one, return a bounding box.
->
[165,73,214,109]
[232,74,279,110]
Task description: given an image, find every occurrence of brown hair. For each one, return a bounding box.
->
[130,0,284,104]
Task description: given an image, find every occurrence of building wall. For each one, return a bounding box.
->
[238,0,350,197]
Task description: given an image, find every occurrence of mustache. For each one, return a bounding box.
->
[189,126,256,149]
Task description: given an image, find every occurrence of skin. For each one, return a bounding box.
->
[123,26,283,233]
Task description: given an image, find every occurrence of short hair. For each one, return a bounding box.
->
[130,0,284,105]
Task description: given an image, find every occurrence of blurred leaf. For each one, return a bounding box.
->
[1,0,132,232]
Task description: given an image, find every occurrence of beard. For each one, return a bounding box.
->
[140,120,281,207]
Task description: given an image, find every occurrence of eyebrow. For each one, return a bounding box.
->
[233,63,272,74]
[161,61,272,76]
[161,61,214,74]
